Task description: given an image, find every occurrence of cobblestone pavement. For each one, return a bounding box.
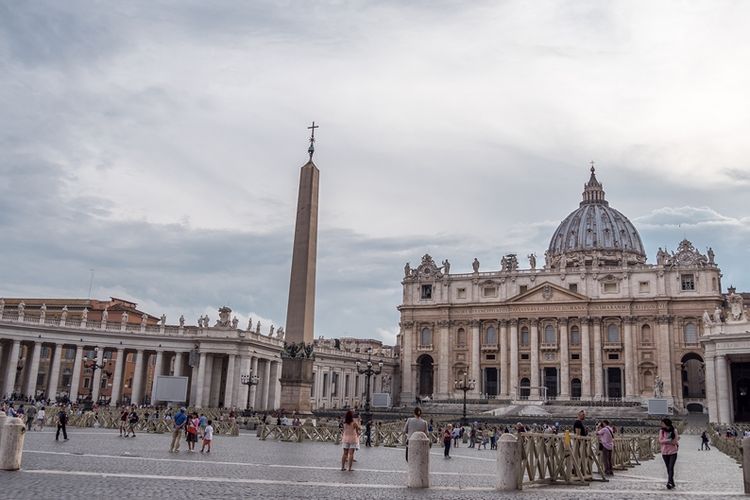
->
[0,429,744,499]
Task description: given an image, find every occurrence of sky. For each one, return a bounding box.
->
[1,1,749,345]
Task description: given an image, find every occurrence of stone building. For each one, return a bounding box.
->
[0,298,398,410]
[398,167,723,413]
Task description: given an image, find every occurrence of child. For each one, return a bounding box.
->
[200,420,214,453]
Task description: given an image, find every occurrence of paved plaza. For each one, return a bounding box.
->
[0,429,745,499]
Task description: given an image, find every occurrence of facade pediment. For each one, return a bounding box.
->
[509,282,588,303]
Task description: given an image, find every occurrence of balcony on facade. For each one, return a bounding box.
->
[417,344,433,352]
[603,341,622,351]
[481,343,498,352]
[540,342,558,351]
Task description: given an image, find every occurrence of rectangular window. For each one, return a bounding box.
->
[681,274,695,291]
[345,374,350,397]
[571,353,580,360]
[41,346,49,358]
[568,283,578,293]
[521,353,530,360]
[83,378,91,389]
[639,281,650,293]
[603,282,618,293]
[322,373,328,397]
[485,354,496,360]
[456,288,466,299]
[332,373,338,397]
[608,353,619,360]
[65,348,75,359]
[519,285,528,294]
[483,286,497,297]
[421,284,433,299]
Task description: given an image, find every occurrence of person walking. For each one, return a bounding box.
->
[169,407,188,453]
[403,407,428,462]
[659,418,680,490]
[119,407,129,437]
[200,420,214,453]
[700,430,711,450]
[34,406,46,431]
[443,425,452,458]
[125,407,139,437]
[340,410,360,471]
[596,420,615,476]
[55,405,68,441]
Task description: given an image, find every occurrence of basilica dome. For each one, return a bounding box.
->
[547,166,646,269]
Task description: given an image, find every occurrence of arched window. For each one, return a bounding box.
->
[683,323,698,344]
[607,324,620,343]
[544,324,556,344]
[641,325,652,345]
[520,326,530,346]
[571,378,582,399]
[456,328,466,347]
[570,325,581,346]
[420,327,432,347]
[519,378,530,399]
[485,326,497,345]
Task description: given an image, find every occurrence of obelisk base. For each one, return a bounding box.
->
[280,358,315,415]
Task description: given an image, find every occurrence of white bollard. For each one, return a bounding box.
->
[407,431,430,488]
[743,437,750,494]
[0,413,27,470]
[0,411,6,453]
[496,433,522,491]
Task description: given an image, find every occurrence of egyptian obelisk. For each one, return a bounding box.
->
[280,122,320,414]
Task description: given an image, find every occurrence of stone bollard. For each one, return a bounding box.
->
[407,431,430,488]
[743,437,750,494]
[496,433,522,491]
[0,413,27,471]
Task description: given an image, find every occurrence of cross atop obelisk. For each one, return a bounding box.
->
[307,121,319,161]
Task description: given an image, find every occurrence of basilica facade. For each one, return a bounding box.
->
[398,167,722,413]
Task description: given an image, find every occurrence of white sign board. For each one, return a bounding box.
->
[154,376,189,402]
[647,398,669,415]
[372,392,391,408]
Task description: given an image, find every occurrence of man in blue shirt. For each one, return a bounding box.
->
[170,407,188,453]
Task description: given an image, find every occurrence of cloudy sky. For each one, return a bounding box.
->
[2,1,749,344]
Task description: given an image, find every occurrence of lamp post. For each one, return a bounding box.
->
[83,347,109,403]
[240,372,260,413]
[356,350,383,446]
[454,372,476,426]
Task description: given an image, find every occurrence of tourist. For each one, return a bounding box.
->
[340,410,360,471]
[186,413,199,452]
[119,407,128,437]
[596,420,614,476]
[55,405,68,441]
[701,430,711,450]
[469,426,476,448]
[515,422,526,434]
[452,425,461,448]
[199,413,208,438]
[25,404,37,430]
[403,407,428,462]
[443,425,452,458]
[125,407,139,437]
[573,410,588,436]
[659,418,680,489]
[169,407,187,453]
[34,406,46,431]
[200,419,214,453]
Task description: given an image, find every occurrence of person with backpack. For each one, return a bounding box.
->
[700,430,711,450]
[596,420,615,476]
[125,406,139,437]
[55,405,68,441]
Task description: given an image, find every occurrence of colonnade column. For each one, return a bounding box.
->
[210,356,222,407]
[249,357,259,408]
[130,350,145,405]
[592,318,603,399]
[656,316,674,401]
[92,347,105,402]
[25,342,42,398]
[580,319,592,399]
[173,352,183,377]
[268,360,279,410]
[47,343,62,399]
[623,317,635,399]
[3,340,20,397]
[715,354,731,424]
[195,352,207,408]
[509,320,518,398]
[0,343,5,391]
[262,359,271,411]
[150,351,164,404]
[559,318,569,400]
[69,345,84,402]
[109,348,124,406]
[438,320,450,398]
[237,356,250,409]
[704,353,718,423]
[530,320,540,398]
[470,320,481,396]
[499,320,509,397]
[224,354,236,408]
[399,322,412,402]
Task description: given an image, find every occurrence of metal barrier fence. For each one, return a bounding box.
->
[708,425,742,463]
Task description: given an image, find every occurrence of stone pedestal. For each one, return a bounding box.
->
[280,358,314,415]
[407,431,430,488]
[496,433,521,491]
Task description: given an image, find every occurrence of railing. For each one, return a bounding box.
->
[708,425,742,463]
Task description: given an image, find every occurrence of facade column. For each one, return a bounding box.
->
[399,322,413,403]
[47,343,62,400]
[3,340,21,397]
[0,342,5,391]
[249,357,259,409]
[195,352,207,407]
[224,354,236,408]
[173,352,183,377]
[499,320,509,397]
[580,318,592,399]
[150,351,164,404]
[509,320,519,398]
[210,356,223,407]
[704,351,718,423]
[656,316,674,401]
[237,356,250,409]
[25,342,42,398]
[262,359,271,411]
[593,318,603,399]
[437,320,450,398]
[623,317,635,399]
[530,320,540,398]
[202,355,214,406]
[559,318,570,399]
[69,345,84,402]
[130,350,145,405]
[470,320,481,395]
[716,354,732,424]
[109,348,124,406]
[268,360,280,410]
[92,347,105,402]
